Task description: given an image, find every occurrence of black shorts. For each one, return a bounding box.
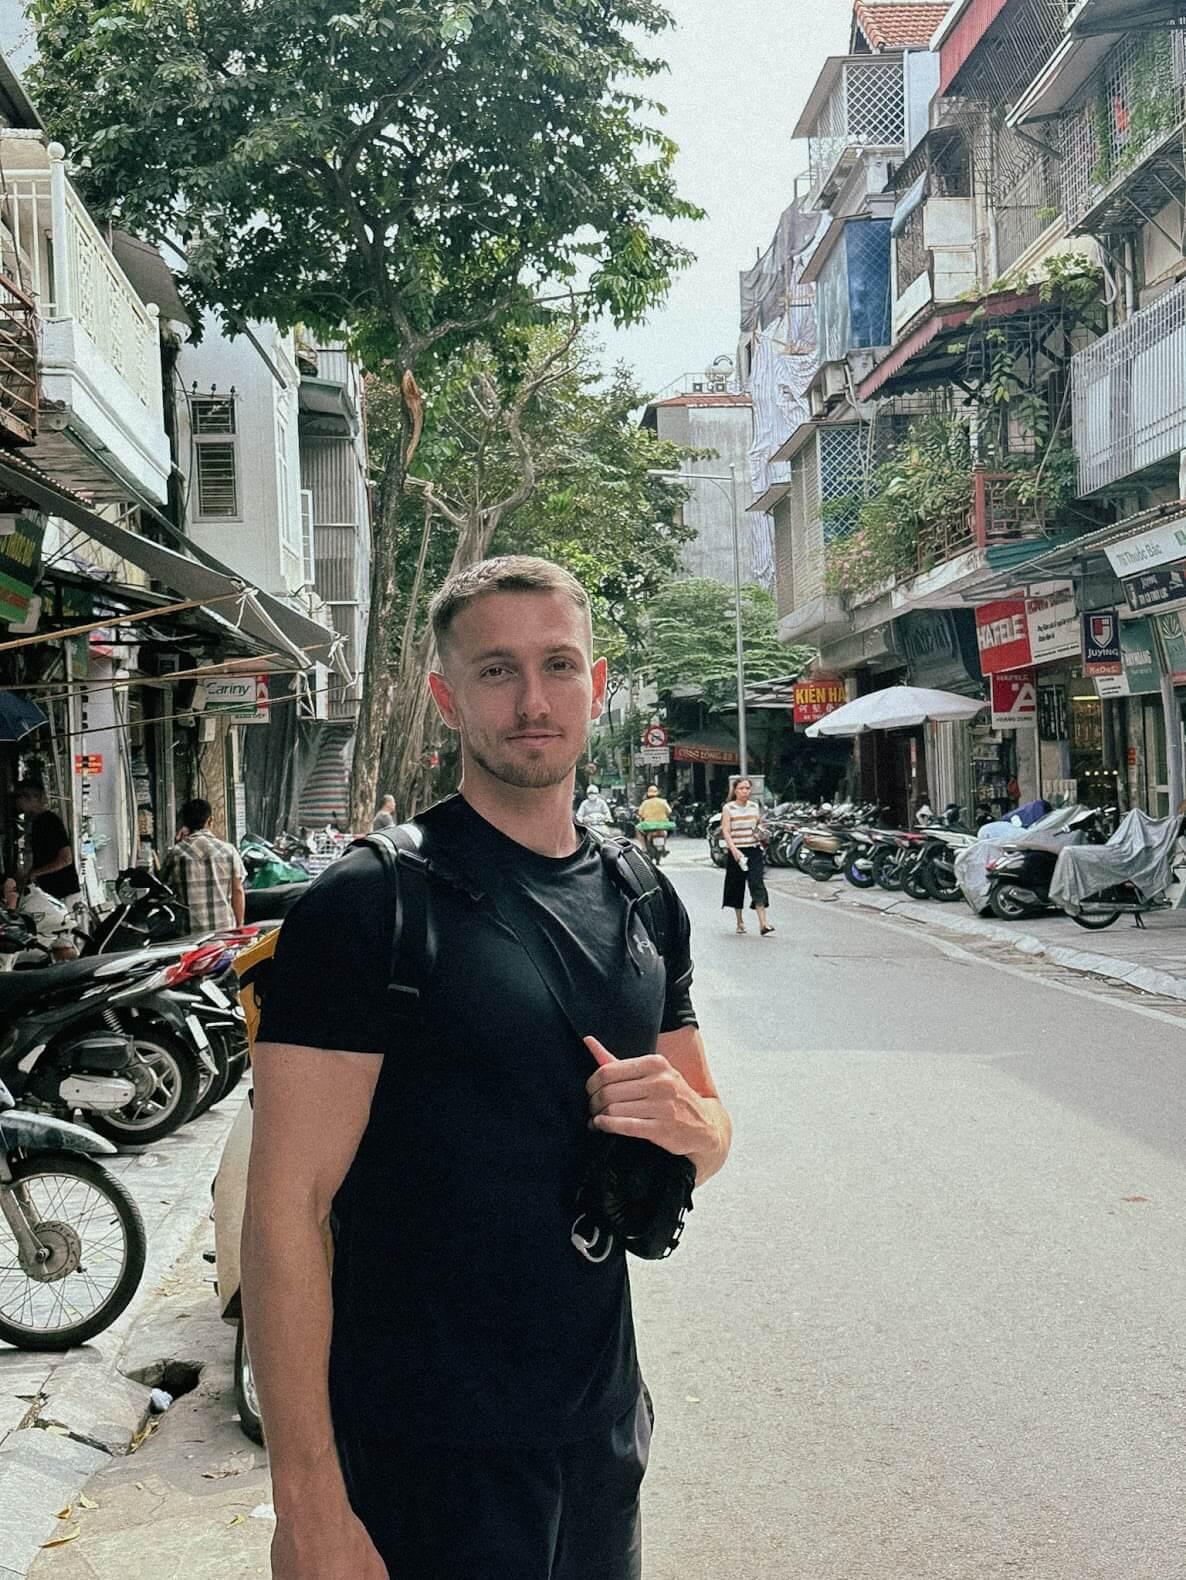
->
[338,1389,653,1580]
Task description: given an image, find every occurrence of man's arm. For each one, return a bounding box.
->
[231,875,246,927]
[242,1043,388,1579]
[27,846,73,880]
[586,1027,732,1187]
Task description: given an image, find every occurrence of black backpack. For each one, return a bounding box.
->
[355,820,695,1261]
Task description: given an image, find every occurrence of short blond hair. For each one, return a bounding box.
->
[429,556,591,655]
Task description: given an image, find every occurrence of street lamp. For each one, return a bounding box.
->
[648,463,748,775]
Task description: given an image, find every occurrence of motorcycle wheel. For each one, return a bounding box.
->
[793,843,816,875]
[190,1039,231,1123]
[902,859,932,901]
[806,855,836,883]
[0,1152,146,1350]
[1070,908,1124,930]
[709,841,727,868]
[872,847,904,892]
[988,884,1040,922]
[86,1028,202,1147]
[922,864,962,903]
[234,1322,265,1445]
[844,858,877,890]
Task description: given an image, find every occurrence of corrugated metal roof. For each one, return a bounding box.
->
[647,393,752,408]
[854,1,952,49]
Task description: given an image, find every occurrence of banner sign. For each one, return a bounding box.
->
[793,676,846,725]
[0,514,45,625]
[1154,609,1186,685]
[976,600,1032,675]
[636,746,670,766]
[1097,618,1161,697]
[1121,563,1186,613]
[1104,513,1186,578]
[991,669,1037,728]
[1038,685,1069,741]
[200,674,270,724]
[74,754,103,775]
[1081,610,1122,675]
[1025,584,1080,663]
[672,742,739,766]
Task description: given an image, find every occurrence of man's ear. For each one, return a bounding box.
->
[590,656,608,722]
[429,669,459,730]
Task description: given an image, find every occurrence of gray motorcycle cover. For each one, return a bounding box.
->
[954,806,1087,914]
[1050,809,1182,908]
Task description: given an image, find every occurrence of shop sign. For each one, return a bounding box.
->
[793,676,846,725]
[1038,685,1069,741]
[672,741,740,766]
[1121,562,1186,613]
[1025,584,1080,664]
[200,674,270,723]
[1104,513,1186,578]
[990,669,1036,728]
[976,600,1032,675]
[1081,611,1122,676]
[1096,618,1161,698]
[897,609,983,690]
[636,746,670,766]
[1154,609,1186,685]
[74,754,103,775]
[0,514,45,625]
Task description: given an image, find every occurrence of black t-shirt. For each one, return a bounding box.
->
[29,811,80,900]
[257,794,697,1446]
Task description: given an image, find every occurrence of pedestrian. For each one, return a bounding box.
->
[721,776,774,936]
[244,553,732,1580]
[160,797,246,932]
[15,780,81,904]
[370,794,396,831]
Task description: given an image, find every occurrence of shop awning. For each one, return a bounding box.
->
[857,288,1048,402]
[0,452,340,673]
[967,501,1186,601]
[671,730,740,766]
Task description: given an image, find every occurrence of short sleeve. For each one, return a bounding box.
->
[255,847,392,1054]
[655,869,698,1033]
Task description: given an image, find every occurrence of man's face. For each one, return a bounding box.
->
[429,590,607,791]
[15,789,41,817]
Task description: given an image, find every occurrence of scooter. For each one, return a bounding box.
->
[983,808,1110,921]
[637,820,674,863]
[0,1076,147,1350]
[1052,812,1186,931]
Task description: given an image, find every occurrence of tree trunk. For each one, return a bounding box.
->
[349,438,405,831]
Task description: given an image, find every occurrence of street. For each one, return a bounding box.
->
[23,849,1186,1579]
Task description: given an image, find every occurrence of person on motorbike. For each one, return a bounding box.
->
[637,785,673,857]
[576,782,613,831]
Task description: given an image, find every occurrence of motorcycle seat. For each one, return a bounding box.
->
[0,953,152,1012]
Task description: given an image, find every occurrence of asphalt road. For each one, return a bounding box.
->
[635,856,1186,1580]
[28,848,1186,1580]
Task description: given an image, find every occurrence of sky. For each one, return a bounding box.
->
[599,0,852,397]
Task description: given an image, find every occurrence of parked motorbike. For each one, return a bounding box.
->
[983,808,1110,921]
[0,1076,146,1350]
[240,835,310,890]
[706,812,727,867]
[85,868,188,955]
[1052,810,1186,930]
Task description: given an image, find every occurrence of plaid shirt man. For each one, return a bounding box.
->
[162,828,246,932]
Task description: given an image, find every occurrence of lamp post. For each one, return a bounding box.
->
[648,464,748,776]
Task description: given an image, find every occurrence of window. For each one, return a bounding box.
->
[192,396,240,519]
[276,408,300,553]
[300,488,315,589]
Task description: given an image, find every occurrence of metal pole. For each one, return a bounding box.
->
[729,462,748,776]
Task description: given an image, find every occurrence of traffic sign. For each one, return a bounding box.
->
[641,724,668,749]
[637,747,670,766]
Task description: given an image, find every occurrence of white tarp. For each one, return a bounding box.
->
[1050,809,1182,907]
[954,806,1091,914]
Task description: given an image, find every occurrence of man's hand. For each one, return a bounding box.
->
[271,1502,388,1579]
[584,1036,712,1160]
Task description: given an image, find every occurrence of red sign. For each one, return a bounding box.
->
[74,754,104,775]
[672,742,740,766]
[991,669,1037,728]
[976,599,1032,675]
[641,724,669,748]
[793,676,846,725]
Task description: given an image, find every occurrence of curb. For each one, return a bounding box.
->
[768,873,1186,1004]
[0,1106,236,1577]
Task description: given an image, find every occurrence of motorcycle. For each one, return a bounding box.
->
[240,835,310,890]
[85,867,188,955]
[982,808,1110,921]
[1051,810,1186,931]
[637,820,674,863]
[0,1076,147,1350]
[706,813,727,867]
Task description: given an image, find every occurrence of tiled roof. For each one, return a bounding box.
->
[853,1,951,49]
[649,393,752,408]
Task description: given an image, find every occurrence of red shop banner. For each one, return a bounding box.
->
[990,669,1037,728]
[672,742,740,766]
[975,599,1032,675]
[793,676,846,725]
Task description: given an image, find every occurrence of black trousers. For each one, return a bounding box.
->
[338,1390,652,1580]
[722,846,769,910]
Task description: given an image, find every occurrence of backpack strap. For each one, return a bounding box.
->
[584,826,669,961]
[352,823,433,1018]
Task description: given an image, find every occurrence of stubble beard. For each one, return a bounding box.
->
[466,734,582,791]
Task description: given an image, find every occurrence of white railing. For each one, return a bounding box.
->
[807,58,906,206]
[0,141,159,410]
[1072,279,1186,496]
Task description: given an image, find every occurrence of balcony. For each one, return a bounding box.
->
[893,195,978,337]
[913,470,1043,575]
[794,56,909,211]
[0,137,169,503]
[0,271,38,445]
[1072,278,1186,496]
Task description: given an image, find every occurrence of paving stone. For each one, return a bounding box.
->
[39,1362,150,1456]
[0,1429,109,1576]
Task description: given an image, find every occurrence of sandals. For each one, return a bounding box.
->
[760,925,775,937]
[735,920,747,935]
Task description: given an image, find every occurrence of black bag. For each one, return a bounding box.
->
[357,819,695,1263]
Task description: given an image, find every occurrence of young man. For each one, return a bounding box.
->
[370,793,396,831]
[15,780,81,903]
[244,556,731,1580]
[160,798,246,932]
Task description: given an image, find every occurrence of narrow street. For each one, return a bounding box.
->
[28,849,1186,1580]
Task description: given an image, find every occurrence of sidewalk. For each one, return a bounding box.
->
[0,1098,241,1579]
[767,866,1186,1003]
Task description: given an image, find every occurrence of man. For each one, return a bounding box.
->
[160,798,246,932]
[370,794,396,831]
[244,555,731,1580]
[637,784,672,827]
[16,780,80,903]
[575,780,612,831]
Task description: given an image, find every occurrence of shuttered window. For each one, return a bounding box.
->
[192,397,240,519]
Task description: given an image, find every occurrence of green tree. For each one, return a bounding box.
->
[644,578,811,709]
[28,0,700,826]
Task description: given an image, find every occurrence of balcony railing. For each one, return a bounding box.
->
[0,271,38,445]
[914,470,1038,572]
[1072,279,1186,496]
[805,58,906,208]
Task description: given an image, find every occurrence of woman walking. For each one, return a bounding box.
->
[721,777,774,936]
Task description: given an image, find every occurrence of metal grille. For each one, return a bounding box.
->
[300,436,362,527]
[809,59,905,198]
[194,440,239,518]
[896,203,929,294]
[774,506,795,618]
[952,0,1070,104]
[0,270,38,444]
[1072,278,1186,495]
[792,446,824,606]
[820,424,868,540]
[192,395,235,435]
[1059,29,1186,233]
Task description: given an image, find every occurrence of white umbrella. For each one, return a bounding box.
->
[805,685,987,737]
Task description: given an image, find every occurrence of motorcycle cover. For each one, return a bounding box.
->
[1050,809,1182,908]
[955,806,1088,914]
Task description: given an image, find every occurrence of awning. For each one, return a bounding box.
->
[255,591,352,679]
[966,501,1186,601]
[857,287,1048,401]
[0,451,337,673]
[749,482,793,514]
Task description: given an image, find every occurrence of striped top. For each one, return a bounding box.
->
[723,801,762,848]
